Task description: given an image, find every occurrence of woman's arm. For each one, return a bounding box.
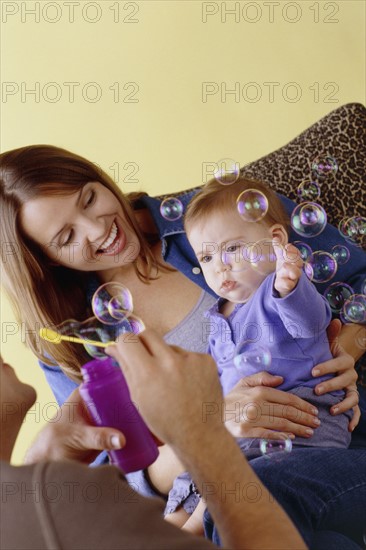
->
[311,319,361,431]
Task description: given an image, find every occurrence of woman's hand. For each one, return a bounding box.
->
[24,388,126,464]
[224,372,320,440]
[312,319,360,431]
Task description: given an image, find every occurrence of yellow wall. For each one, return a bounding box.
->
[1,0,365,463]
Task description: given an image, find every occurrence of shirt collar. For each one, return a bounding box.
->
[139,189,201,240]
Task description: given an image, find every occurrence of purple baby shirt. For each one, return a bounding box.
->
[205,271,334,396]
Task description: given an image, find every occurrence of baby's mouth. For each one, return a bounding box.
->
[220,280,236,292]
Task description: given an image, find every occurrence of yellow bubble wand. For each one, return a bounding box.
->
[39,327,114,348]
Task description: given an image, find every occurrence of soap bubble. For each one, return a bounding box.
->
[324,282,354,313]
[297,180,321,201]
[341,294,366,324]
[80,315,145,359]
[304,251,337,283]
[92,283,133,325]
[236,189,268,222]
[293,241,313,262]
[54,316,132,360]
[247,239,277,276]
[331,245,350,265]
[234,340,271,376]
[214,158,241,185]
[362,279,366,295]
[160,197,184,221]
[127,314,146,334]
[339,216,366,248]
[291,202,327,238]
[221,240,250,273]
[311,155,338,179]
[260,437,292,458]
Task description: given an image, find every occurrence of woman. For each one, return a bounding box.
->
[1,145,365,548]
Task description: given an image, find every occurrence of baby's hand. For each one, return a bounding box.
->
[273,240,303,297]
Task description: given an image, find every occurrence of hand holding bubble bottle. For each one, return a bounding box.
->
[40,282,159,473]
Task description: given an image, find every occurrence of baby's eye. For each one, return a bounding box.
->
[200,255,212,263]
[61,229,74,247]
[85,189,96,207]
[226,244,240,253]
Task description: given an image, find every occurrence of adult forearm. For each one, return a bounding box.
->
[171,427,307,550]
[339,323,365,362]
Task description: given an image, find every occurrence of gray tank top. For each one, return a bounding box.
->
[164,291,217,353]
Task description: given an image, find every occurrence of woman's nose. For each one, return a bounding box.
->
[80,215,105,243]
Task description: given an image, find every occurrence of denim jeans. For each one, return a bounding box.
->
[203,387,366,549]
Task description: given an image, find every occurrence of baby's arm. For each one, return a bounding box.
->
[272,240,332,336]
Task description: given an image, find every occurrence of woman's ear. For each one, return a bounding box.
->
[269,224,288,245]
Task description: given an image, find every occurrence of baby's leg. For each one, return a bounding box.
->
[182,499,206,536]
[165,507,190,528]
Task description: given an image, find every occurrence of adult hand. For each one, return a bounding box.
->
[312,318,360,431]
[224,372,320,440]
[106,330,224,449]
[24,388,126,464]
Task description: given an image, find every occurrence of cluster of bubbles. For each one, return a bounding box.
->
[159,154,365,325]
[58,282,145,359]
[322,282,366,324]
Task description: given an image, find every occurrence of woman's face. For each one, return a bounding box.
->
[19,182,141,278]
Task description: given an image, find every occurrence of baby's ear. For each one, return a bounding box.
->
[269,224,288,246]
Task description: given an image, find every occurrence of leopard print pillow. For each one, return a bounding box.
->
[239,102,366,232]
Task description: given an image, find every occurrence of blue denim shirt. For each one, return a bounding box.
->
[39,190,366,442]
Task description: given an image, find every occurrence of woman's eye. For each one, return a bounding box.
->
[226,244,239,253]
[61,229,74,247]
[86,190,96,207]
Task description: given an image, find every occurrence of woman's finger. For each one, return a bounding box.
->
[312,354,354,377]
[314,370,357,395]
[349,406,361,432]
[330,390,360,415]
[251,386,319,416]
[231,415,317,439]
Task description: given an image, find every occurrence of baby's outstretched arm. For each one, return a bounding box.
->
[273,240,303,297]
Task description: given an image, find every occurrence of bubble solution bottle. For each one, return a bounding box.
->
[79,357,159,473]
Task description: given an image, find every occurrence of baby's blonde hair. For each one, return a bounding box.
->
[184,175,289,234]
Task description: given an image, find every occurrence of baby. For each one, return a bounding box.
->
[165,175,352,533]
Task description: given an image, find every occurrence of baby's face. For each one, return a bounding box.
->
[188,210,276,303]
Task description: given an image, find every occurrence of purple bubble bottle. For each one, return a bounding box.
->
[79,357,158,473]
